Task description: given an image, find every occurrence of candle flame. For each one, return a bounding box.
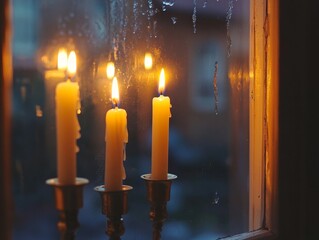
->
[144,52,153,70]
[158,68,165,95]
[67,51,77,78]
[57,48,68,70]
[106,62,115,79]
[112,77,119,106]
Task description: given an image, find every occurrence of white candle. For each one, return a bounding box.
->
[105,77,128,191]
[56,51,81,185]
[151,68,171,180]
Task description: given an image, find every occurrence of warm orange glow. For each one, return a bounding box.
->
[57,48,68,70]
[144,52,153,70]
[106,62,115,79]
[158,68,165,94]
[67,51,77,78]
[112,77,119,105]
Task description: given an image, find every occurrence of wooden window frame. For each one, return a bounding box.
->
[221,0,278,239]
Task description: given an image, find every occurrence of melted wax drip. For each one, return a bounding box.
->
[226,0,234,57]
[122,143,127,180]
[192,0,197,33]
[213,61,219,115]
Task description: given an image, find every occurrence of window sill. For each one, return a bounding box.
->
[218,229,276,240]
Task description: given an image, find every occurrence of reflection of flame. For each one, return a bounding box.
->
[112,77,119,105]
[67,51,77,78]
[35,105,43,118]
[144,52,153,70]
[106,62,115,79]
[58,48,68,70]
[158,68,165,94]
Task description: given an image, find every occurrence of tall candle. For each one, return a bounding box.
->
[105,77,128,191]
[56,51,81,185]
[151,68,171,180]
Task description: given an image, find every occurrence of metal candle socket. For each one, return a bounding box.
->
[46,178,89,240]
[94,185,133,240]
[141,173,177,240]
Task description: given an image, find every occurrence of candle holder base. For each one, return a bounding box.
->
[46,178,89,240]
[94,185,133,240]
[141,173,177,240]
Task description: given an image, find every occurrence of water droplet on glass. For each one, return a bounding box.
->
[226,0,234,57]
[153,20,158,38]
[192,0,197,34]
[162,5,167,11]
[162,0,175,11]
[213,192,220,205]
[133,0,139,34]
[171,17,177,24]
[148,0,154,16]
[148,0,153,9]
[212,61,219,114]
[203,0,208,8]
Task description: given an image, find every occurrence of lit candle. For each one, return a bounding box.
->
[144,52,153,70]
[105,77,128,191]
[151,68,171,180]
[56,51,81,185]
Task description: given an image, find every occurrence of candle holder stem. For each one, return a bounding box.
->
[141,174,177,240]
[46,178,89,240]
[95,185,132,239]
[57,210,78,240]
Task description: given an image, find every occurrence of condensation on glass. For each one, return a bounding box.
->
[11,0,250,239]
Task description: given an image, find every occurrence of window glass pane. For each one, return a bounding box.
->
[12,0,250,239]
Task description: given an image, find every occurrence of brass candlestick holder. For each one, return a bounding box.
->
[46,178,89,240]
[141,173,177,240]
[94,185,133,240]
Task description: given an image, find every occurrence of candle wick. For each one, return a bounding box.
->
[112,99,118,108]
